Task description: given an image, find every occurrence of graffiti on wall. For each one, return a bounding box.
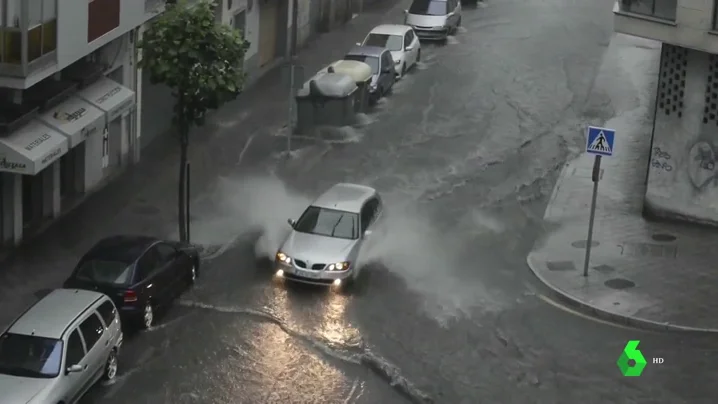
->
[688,141,718,190]
[651,147,673,172]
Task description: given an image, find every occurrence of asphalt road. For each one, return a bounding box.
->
[82,0,718,403]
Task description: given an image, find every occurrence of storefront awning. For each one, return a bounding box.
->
[78,77,135,122]
[0,121,69,175]
[38,96,105,148]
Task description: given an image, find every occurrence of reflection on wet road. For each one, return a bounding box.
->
[81,0,718,403]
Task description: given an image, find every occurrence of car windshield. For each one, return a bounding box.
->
[0,333,63,378]
[344,55,379,74]
[363,33,403,51]
[294,206,359,240]
[74,259,134,285]
[409,0,448,15]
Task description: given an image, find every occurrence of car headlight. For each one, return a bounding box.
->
[327,262,350,271]
[276,251,291,264]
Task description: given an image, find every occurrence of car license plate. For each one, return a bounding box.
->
[297,269,320,279]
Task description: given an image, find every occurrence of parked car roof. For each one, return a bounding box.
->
[369,24,411,36]
[83,235,159,263]
[7,288,105,339]
[346,45,386,58]
[312,183,377,213]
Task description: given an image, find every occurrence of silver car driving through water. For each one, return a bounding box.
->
[275,183,384,289]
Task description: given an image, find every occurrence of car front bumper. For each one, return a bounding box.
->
[275,260,353,286]
[412,27,449,40]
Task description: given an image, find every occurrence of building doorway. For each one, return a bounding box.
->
[259,0,279,67]
[21,174,44,228]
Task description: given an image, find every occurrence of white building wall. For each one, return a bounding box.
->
[614,1,718,53]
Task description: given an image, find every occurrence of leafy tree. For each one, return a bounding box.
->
[138,0,250,242]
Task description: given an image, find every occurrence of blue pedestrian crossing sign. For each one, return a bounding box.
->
[586,126,615,157]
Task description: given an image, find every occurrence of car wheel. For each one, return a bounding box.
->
[141,302,154,329]
[103,349,118,381]
[457,16,462,27]
[416,49,421,63]
[401,64,406,78]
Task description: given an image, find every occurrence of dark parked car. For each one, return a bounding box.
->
[63,235,200,330]
[344,45,396,103]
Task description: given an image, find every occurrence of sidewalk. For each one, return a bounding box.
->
[0,0,409,329]
[527,35,718,333]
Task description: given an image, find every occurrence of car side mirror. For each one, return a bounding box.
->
[363,230,372,238]
[287,218,295,227]
[406,45,414,51]
[67,364,83,374]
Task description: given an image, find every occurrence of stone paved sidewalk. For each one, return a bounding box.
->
[0,0,408,330]
[527,35,718,332]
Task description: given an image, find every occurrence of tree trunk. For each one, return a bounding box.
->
[178,123,189,242]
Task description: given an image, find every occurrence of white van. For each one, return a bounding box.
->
[404,0,462,41]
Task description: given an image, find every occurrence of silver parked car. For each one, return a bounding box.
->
[0,288,123,404]
[275,183,384,289]
[405,0,462,40]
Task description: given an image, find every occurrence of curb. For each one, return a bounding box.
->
[526,252,718,334]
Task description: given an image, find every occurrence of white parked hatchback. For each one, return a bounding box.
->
[0,288,123,404]
[359,24,421,78]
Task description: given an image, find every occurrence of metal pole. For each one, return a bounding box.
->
[583,155,602,276]
[185,162,191,243]
[287,64,295,157]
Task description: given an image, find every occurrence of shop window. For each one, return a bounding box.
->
[1,29,21,64]
[88,0,120,43]
[27,0,58,63]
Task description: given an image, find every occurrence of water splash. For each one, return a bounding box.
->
[354,113,376,127]
[446,36,460,45]
[358,201,506,324]
[187,175,312,259]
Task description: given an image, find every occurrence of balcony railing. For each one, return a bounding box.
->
[0,0,58,78]
[617,0,677,21]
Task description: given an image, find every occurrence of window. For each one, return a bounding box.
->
[65,330,85,366]
[618,0,676,21]
[96,301,117,328]
[404,31,413,48]
[294,206,359,240]
[382,52,394,70]
[155,243,177,265]
[362,33,403,51]
[344,54,379,73]
[0,333,64,378]
[408,0,448,16]
[136,248,161,280]
[1,0,22,65]
[27,0,57,63]
[361,199,379,232]
[74,259,133,285]
[78,314,104,351]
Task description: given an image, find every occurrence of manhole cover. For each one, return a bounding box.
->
[604,278,635,290]
[652,234,677,242]
[132,205,160,215]
[593,264,615,274]
[546,261,576,271]
[571,240,600,249]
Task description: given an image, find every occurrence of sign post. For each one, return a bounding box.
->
[583,126,616,277]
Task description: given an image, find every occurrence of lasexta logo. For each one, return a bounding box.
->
[617,340,647,376]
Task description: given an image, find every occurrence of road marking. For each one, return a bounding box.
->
[535,293,659,333]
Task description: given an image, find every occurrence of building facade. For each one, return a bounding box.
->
[614,0,718,225]
[0,0,160,247]
[139,0,294,148]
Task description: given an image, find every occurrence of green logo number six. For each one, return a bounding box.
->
[617,340,647,376]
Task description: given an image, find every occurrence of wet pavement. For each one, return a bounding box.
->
[527,34,718,333]
[4,0,718,403]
